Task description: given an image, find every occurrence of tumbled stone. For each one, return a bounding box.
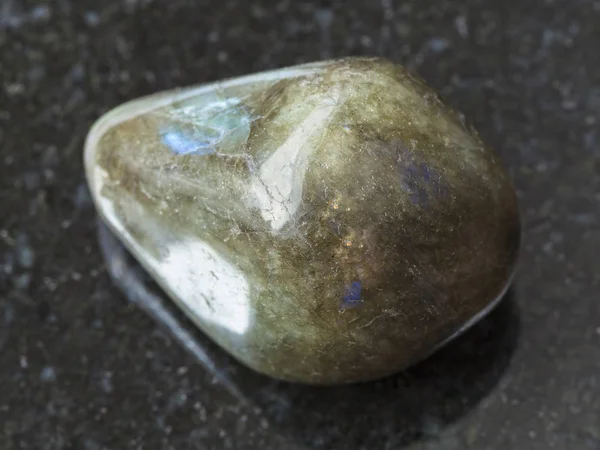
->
[84,57,520,384]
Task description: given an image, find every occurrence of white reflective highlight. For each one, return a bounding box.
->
[250,90,340,231]
[145,240,251,335]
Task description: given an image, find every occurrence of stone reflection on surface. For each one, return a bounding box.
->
[85,57,520,384]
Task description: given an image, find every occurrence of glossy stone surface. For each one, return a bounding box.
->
[84,57,520,384]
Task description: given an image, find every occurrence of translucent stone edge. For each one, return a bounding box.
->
[431,267,518,355]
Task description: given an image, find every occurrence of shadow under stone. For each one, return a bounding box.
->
[97,219,520,449]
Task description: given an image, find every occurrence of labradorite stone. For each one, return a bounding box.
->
[84,57,520,384]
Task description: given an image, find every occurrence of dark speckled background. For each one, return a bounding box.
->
[1,1,599,449]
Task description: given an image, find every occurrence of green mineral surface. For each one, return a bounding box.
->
[84,57,520,384]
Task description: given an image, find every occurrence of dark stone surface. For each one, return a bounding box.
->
[0,0,598,449]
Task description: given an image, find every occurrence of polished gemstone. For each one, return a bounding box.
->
[84,57,520,384]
